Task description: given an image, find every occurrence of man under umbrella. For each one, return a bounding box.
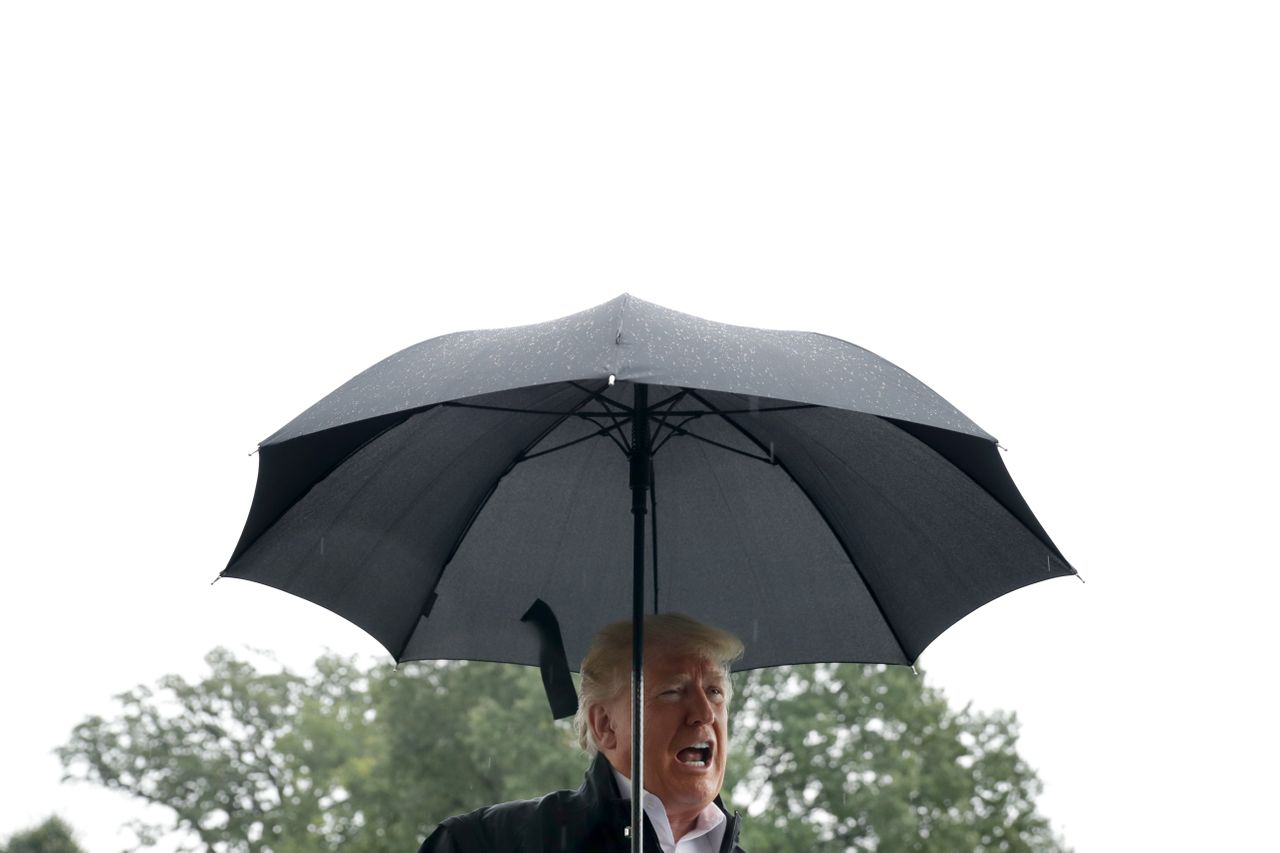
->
[418,614,747,853]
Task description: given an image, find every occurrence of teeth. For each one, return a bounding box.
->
[677,741,712,766]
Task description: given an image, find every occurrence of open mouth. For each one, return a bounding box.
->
[676,741,713,767]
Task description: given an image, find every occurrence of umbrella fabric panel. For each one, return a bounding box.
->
[719,396,1074,661]
[887,419,1066,561]
[400,391,910,669]
[224,383,590,656]
[643,410,910,667]
[228,410,416,567]
[400,414,636,668]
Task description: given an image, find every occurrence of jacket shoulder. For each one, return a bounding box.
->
[417,790,582,853]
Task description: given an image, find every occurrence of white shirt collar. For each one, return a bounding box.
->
[611,767,727,853]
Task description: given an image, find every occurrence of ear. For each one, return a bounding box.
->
[588,702,618,751]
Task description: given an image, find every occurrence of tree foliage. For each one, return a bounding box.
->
[1,816,86,853]
[58,649,581,852]
[728,664,1066,852]
[60,649,1066,852]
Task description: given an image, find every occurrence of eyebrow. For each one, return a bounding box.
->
[659,672,727,689]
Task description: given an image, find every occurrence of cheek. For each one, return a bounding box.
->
[645,706,681,742]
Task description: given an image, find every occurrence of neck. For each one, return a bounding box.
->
[667,808,702,842]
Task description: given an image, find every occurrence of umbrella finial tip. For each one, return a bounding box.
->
[608,374,616,386]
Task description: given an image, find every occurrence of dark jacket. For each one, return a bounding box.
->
[418,753,744,853]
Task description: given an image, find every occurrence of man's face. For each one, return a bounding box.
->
[596,649,729,819]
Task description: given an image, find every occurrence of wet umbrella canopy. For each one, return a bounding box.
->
[223,294,1074,851]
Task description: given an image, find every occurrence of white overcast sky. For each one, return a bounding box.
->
[2,3,1277,851]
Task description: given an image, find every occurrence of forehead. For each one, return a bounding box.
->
[645,650,727,681]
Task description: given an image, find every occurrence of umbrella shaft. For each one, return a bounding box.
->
[630,383,650,853]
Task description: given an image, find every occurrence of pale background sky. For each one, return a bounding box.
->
[2,3,1277,851]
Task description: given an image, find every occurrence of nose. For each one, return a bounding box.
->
[685,688,714,725]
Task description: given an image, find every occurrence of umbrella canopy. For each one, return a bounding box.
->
[225,293,1071,672]
[223,293,1073,851]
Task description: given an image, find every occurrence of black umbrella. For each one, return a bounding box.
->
[223,294,1073,852]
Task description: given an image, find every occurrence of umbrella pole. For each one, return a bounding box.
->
[629,382,650,853]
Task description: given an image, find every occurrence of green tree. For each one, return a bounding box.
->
[727,663,1068,852]
[58,649,579,852]
[1,816,86,853]
[61,650,1066,852]
[340,657,583,852]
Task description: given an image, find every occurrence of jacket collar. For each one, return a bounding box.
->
[583,753,649,846]
[583,751,625,803]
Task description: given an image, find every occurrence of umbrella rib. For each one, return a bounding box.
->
[444,401,628,418]
[567,380,635,414]
[576,410,632,456]
[684,389,914,665]
[659,403,818,416]
[660,423,775,465]
[647,388,687,412]
[563,381,636,453]
[651,414,701,455]
[439,388,634,457]
[517,421,628,462]
[442,387,604,565]
[647,390,689,452]
[591,399,633,456]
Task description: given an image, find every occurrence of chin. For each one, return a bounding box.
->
[669,774,722,805]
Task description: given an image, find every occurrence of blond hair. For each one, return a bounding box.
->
[574,613,744,754]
